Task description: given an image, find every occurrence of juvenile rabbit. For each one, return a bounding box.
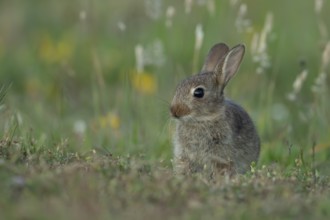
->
[170,43,260,177]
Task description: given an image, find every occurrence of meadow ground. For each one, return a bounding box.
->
[0,0,330,219]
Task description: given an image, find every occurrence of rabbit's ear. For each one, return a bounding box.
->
[201,43,229,73]
[215,44,245,90]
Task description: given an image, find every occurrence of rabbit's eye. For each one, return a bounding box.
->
[193,87,204,98]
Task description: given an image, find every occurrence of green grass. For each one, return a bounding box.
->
[1,0,330,219]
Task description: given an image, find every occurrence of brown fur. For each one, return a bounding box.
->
[170,43,260,178]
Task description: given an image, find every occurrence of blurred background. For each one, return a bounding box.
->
[0,0,329,169]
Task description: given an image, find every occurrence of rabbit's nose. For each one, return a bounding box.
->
[170,105,180,118]
[170,104,191,118]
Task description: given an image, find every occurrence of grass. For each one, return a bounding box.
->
[0,143,329,219]
[1,0,330,219]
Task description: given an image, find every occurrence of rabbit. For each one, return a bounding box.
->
[170,43,260,178]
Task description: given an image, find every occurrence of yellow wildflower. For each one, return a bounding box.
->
[108,112,120,130]
[98,112,120,130]
[56,36,74,62]
[38,33,74,64]
[39,33,56,63]
[132,71,157,95]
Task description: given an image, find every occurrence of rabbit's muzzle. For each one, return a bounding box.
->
[170,103,191,119]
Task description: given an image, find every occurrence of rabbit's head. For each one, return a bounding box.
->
[170,43,245,122]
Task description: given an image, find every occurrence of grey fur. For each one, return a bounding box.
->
[170,43,260,178]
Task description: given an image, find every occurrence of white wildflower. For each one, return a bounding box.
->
[165,6,176,28]
[206,0,216,16]
[251,12,273,74]
[79,10,87,21]
[73,120,86,136]
[135,40,165,72]
[321,41,330,70]
[315,0,324,14]
[312,41,330,94]
[117,21,126,32]
[235,4,251,33]
[287,69,308,101]
[311,72,327,94]
[145,0,162,20]
[195,24,204,51]
[135,45,144,73]
[293,69,308,92]
[185,0,193,14]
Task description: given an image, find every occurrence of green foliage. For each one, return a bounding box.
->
[0,0,330,219]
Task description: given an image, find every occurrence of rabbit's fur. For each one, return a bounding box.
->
[170,43,260,177]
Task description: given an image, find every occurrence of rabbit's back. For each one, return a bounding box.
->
[173,99,259,175]
[223,99,260,172]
